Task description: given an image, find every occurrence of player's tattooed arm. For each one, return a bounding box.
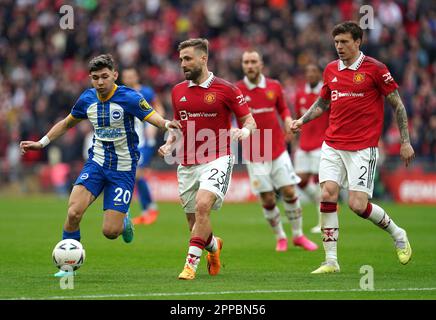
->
[386,90,410,144]
[290,97,329,133]
[386,89,415,167]
[301,97,330,124]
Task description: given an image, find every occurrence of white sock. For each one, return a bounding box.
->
[205,235,218,253]
[186,246,202,271]
[263,205,287,240]
[284,198,303,238]
[320,202,339,263]
[365,203,404,240]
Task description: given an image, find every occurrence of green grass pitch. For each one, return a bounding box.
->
[0,195,435,300]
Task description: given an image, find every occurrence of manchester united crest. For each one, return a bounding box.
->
[204,92,216,104]
[266,90,275,100]
[353,72,365,84]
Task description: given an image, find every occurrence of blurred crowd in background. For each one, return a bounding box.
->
[0,0,435,195]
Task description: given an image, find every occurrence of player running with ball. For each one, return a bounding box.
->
[20,54,181,277]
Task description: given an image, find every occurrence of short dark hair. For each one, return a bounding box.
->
[332,21,363,41]
[88,54,116,72]
[177,38,209,55]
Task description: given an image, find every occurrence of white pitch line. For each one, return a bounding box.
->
[7,287,436,300]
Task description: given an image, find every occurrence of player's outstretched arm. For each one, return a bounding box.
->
[386,89,415,167]
[290,97,330,133]
[145,112,182,131]
[230,113,257,141]
[20,114,81,155]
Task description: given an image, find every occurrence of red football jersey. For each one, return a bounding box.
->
[295,82,330,151]
[320,52,398,150]
[236,75,291,162]
[172,72,250,165]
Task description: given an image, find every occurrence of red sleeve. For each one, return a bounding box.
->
[375,64,399,96]
[276,83,291,121]
[320,68,331,101]
[226,85,250,118]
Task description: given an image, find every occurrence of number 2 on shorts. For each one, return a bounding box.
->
[359,166,368,184]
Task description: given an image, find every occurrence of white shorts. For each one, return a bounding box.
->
[177,155,235,213]
[319,142,378,198]
[246,151,301,194]
[294,147,322,174]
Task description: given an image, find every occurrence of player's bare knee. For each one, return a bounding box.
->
[102,227,121,239]
[195,201,212,217]
[348,198,367,215]
[281,186,296,202]
[67,207,83,224]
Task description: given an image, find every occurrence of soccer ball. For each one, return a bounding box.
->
[52,239,86,271]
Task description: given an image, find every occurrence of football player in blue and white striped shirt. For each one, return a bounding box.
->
[20,54,181,276]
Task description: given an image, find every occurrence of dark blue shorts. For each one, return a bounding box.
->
[74,160,135,213]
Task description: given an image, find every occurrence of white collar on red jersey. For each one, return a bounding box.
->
[304,81,323,94]
[338,51,365,71]
[188,72,215,88]
[243,74,266,90]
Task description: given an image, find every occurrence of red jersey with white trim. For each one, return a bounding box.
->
[172,73,250,165]
[320,52,398,150]
[236,75,291,162]
[295,82,330,151]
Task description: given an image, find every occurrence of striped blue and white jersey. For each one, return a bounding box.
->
[71,85,155,171]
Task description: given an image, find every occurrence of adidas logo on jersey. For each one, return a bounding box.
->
[180,96,187,102]
[357,181,365,187]
[331,77,338,82]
